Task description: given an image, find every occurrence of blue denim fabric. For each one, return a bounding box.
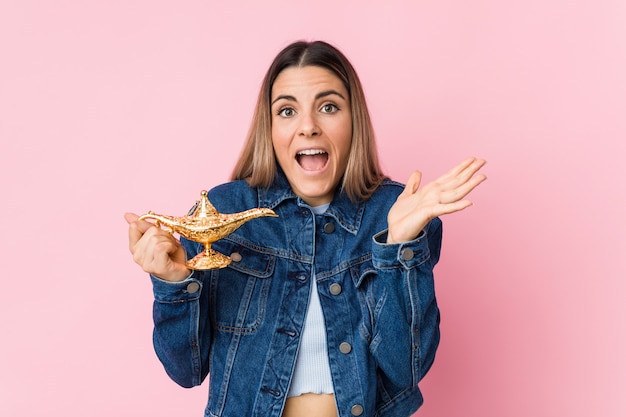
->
[150,172,442,417]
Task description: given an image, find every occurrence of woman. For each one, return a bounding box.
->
[126,40,486,417]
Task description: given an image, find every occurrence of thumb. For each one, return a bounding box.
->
[124,212,140,224]
[125,212,156,235]
[404,170,422,195]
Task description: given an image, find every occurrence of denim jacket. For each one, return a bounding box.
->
[150,172,442,417]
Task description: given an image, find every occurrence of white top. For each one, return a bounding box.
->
[287,204,334,397]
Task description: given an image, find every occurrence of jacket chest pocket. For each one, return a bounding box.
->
[209,240,275,334]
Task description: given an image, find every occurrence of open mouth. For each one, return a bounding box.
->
[296,149,329,171]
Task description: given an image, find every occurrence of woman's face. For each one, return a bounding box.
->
[271,65,352,206]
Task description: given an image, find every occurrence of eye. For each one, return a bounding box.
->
[320,103,339,114]
[277,107,296,117]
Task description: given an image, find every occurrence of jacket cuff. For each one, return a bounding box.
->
[372,229,431,269]
[150,271,202,302]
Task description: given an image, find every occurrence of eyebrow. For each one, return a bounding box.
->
[271,89,346,106]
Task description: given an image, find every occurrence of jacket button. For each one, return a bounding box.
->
[186,282,200,293]
[401,248,414,261]
[230,252,242,262]
[351,404,364,416]
[339,342,352,354]
[329,283,342,295]
[323,222,335,233]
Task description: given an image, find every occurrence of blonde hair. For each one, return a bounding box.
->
[231,40,384,202]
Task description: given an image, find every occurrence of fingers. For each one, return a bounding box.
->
[441,158,486,184]
[435,199,474,216]
[408,157,487,213]
[440,171,487,204]
[458,158,487,185]
[134,232,180,270]
[433,158,486,196]
[129,222,184,274]
[446,157,485,178]
[451,157,487,198]
[126,212,170,256]
[445,156,476,177]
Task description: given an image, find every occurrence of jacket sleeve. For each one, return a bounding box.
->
[370,217,443,387]
[150,237,211,388]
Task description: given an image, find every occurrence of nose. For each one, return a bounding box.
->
[297,113,320,137]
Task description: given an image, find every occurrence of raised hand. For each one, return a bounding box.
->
[387,157,487,244]
[125,212,191,282]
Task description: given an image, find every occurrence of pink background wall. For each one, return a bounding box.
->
[1,1,624,416]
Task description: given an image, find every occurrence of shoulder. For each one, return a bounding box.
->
[208,179,251,195]
[365,178,405,208]
[377,178,406,195]
[206,180,259,212]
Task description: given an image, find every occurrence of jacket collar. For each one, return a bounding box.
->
[257,168,365,236]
